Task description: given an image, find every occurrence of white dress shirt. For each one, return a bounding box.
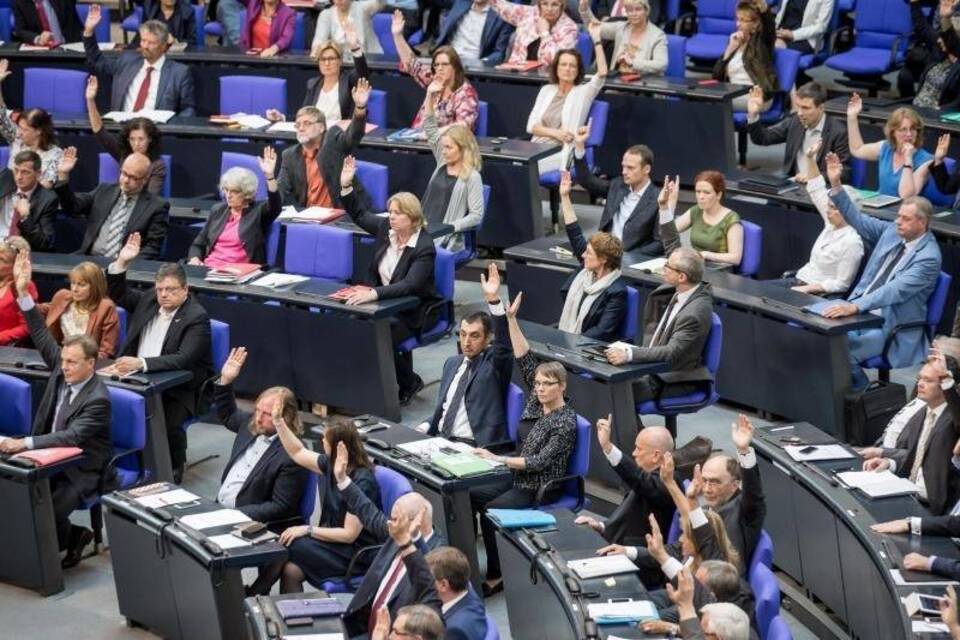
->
[315,83,342,124]
[441,589,470,614]
[646,284,699,350]
[217,433,277,507]
[378,229,420,287]
[796,176,864,294]
[137,303,182,370]
[438,357,474,439]
[450,5,489,60]
[611,180,651,241]
[880,397,927,448]
[123,56,167,112]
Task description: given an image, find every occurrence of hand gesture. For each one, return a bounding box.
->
[940,0,957,20]
[574,119,591,150]
[732,413,754,453]
[85,75,99,101]
[901,142,915,163]
[536,16,550,35]
[425,80,443,109]
[728,30,744,51]
[352,77,371,110]
[333,440,349,484]
[587,20,601,43]
[390,9,405,36]
[265,108,284,123]
[596,414,613,454]
[596,543,628,556]
[746,85,764,118]
[930,347,949,378]
[846,92,862,119]
[480,262,502,302]
[372,607,391,640]
[579,0,590,13]
[387,508,413,546]
[903,552,930,571]
[117,232,141,265]
[686,464,703,502]
[645,513,667,562]
[220,346,247,385]
[279,525,310,546]
[666,567,696,610]
[660,450,676,484]
[0,60,11,83]
[805,137,822,160]
[936,133,952,164]
[258,146,277,178]
[941,585,959,632]
[14,193,30,221]
[343,20,360,50]
[870,519,909,534]
[59,146,78,175]
[574,514,604,533]
[506,292,522,318]
[85,4,102,32]
[340,155,356,188]
[559,170,572,198]
[13,251,31,298]
[825,151,843,186]
[657,175,679,211]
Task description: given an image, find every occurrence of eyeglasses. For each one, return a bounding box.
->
[295,120,322,129]
[533,380,559,388]
[432,61,452,68]
[319,56,339,63]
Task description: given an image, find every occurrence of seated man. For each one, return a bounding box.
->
[433,0,514,65]
[213,346,307,525]
[571,122,662,255]
[418,263,512,447]
[0,252,111,569]
[83,9,195,116]
[0,150,58,252]
[575,416,677,545]
[425,547,488,640]
[670,568,751,640]
[106,233,212,482]
[821,152,943,390]
[55,147,169,260]
[12,0,84,46]
[746,81,850,182]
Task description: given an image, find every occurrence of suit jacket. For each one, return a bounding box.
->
[444,588,488,640]
[241,0,295,51]
[603,454,678,546]
[427,312,512,447]
[574,154,662,255]
[302,55,370,116]
[883,406,958,515]
[12,0,84,44]
[38,289,120,359]
[84,37,196,116]
[921,513,960,536]
[715,459,767,567]
[831,188,943,368]
[0,170,58,252]
[561,220,628,342]
[434,0,514,65]
[22,305,113,498]
[131,0,198,46]
[55,182,170,260]
[213,382,307,523]
[108,268,212,414]
[187,190,281,265]
[746,114,851,180]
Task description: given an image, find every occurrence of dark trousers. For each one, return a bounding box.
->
[786,40,814,55]
[470,478,534,580]
[391,320,418,395]
[164,396,193,471]
[50,475,84,550]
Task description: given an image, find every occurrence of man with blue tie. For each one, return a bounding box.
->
[426,546,488,640]
[433,0,514,64]
[820,152,943,390]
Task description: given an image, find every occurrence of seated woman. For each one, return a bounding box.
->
[579,0,667,77]
[188,147,280,267]
[712,0,776,113]
[311,0,384,61]
[421,90,484,252]
[0,59,61,187]
[131,0,197,45]
[911,25,960,111]
[241,0,296,57]
[270,414,381,593]
[847,95,934,198]
[898,0,960,102]
[528,39,608,175]
[86,76,167,195]
[558,171,626,341]
[339,155,440,405]
[392,11,479,132]
[661,171,743,267]
[39,262,120,359]
[0,237,37,346]
[931,132,960,205]
[490,0,578,67]
[470,288,577,596]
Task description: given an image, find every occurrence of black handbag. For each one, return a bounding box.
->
[844,381,908,446]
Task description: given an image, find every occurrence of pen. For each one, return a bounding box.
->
[769,426,795,432]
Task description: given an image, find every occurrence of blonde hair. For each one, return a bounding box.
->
[682,510,741,571]
[441,124,482,178]
[314,40,343,62]
[387,192,425,230]
[0,235,30,257]
[884,107,924,149]
[68,261,108,312]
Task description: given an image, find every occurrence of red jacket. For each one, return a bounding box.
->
[0,282,38,345]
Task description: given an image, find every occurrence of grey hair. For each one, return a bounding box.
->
[139,19,170,42]
[622,0,650,10]
[670,247,704,284]
[697,560,741,601]
[219,167,259,201]
[701,603,751,640]
[395,605,444,640]
[902,195,934,227]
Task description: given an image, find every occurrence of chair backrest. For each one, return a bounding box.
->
[476,100,489,138]
[192,4,206,47]
[265,220,281,267]
[927,271,953,337]
[220,151,268,199]
[749,563,781,639]
[76,5,111,42]
[291,11,306,51]
[367,89,387,128]
[210,319,230,372]
[568,414,592,479]
[586,100,608,147]
[766,616,793,640]
[99,152,172,198]
[483,615,500,640]
[372,13,399,59]
[772,47,801,95]
[160,154,172,198]
[619,285,640,341]
[355,160,389,212]
[0,8,11,42]
[0,372,31,436]
[922,158,956,206]
[23,68,87,118]
[696,0,738,35]
[854,0,911,50]
[737,220,762,277]
[704,313,723,376]
[435,247,456,301]
[665,479,690,543]
[284,223,354,281]
[219,75,287,117]
[505,382,524,443]
[299,472,319,523]
[666,35,687,79]
[0,146,9,169]
[116,306,128,348]
[576,30,595,68]
[107,387,147,469]
[750,529,774,574]
[374,465,413,515]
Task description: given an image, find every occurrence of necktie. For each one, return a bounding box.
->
[865,242,906,295]
[650,294,679,347]
[132,66,155,112]
[368,554,406,634]
[441,358,474,436]
[104,194,131,258]
[909,409,938,484]
[52,384,72,432]
[34,0,53,38]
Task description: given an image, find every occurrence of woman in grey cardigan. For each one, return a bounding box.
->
[421,81,485,252]
[579,0,667,76]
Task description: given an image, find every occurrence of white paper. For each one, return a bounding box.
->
[567,554,638,579]
[179,508,251,530]
[103,110,175,124]
[836,470,918,497]
[587,600,658,619]
[396,438,491,463]
[231,113,272,129]
[61,41,116,52]
[913,620,949,633]
[250,272,309,289]
[208,533,253,550]
[135,488,199,509]
[629,257,667,273]
[892,569,959,586]
[784,444,856,462]
[277,205,343,221]
[268,121,298,133]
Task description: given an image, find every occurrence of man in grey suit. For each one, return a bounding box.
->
[83,9,195,116]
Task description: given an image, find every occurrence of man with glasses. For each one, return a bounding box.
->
[277,79,373,211]
[371,604,445,640]
[106,232,213,483]
[55,146,170,260]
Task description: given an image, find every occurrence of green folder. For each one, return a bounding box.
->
[431,453,497,478]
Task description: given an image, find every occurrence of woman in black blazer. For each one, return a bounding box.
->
[131,0,198,46]
[558,171,627,342]
[188,147,281,266]
[340,155,440,405]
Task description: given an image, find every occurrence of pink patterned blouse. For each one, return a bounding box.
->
[401,57,480,132]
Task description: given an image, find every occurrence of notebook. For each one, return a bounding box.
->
[836,470,919,498]
[587,600,659,624]
[431,452,499,478]
[567,554,638,579]
[7,447,83,467]
[275,597,346,619]
[485,509,557,530]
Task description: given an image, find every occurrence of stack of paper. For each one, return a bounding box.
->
[179,509,251,530]
[231,113,272,129]
[836,470,919,498]
[135,488,199,509]
[629,257,667,273]
[207,534,253,550]
[278,205,345,223]
[397,437,475,458]
[567,554,638,579]
[586,600,659,624]
[250,273,309,289]
[104,110,175,124]
[61,41,116,52]
[784,444,855,462]
[268,121,298,133]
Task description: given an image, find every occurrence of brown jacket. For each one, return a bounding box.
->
[38,289,120,359]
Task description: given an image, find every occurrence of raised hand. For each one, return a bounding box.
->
[587,20,602,43]
[686,464,703,502]
[344,21,360,51]
[559,170,572,198]
[596,414,613,454]
[870,519,909,534]
[480,262,502,302]
[372,607,391,640]
[665,567,696,610]
[901,142,916,163]
[219,346,247,385]
[930,347,949,378]
[352,77,371,110]
[573,119,591,150]
[940,0,958,20]
[936,133,952,164]
[506,292,522,318]
[265,108,284,122]
[645,513,667,562]
[13,251,31,298]
[387,509,413,546]
[578,0,590,13]
[85,4,102,33]
[117,232,141,266]
[0,60,11,83]
[846,92,862,119]
[85,75,99,101]
[732,413,754,453]
[746,85,764,118]
[340,155,356,188]
[333,440,349,484]
[390,9,405,36]
[13,194,30,221]
[258,146,277,178]
[805,137,822,160]
[58,146,79,176]
[825,151,843,187]
[660,450,676,484]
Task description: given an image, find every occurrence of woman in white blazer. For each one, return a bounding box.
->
[311,0,384,61]
[527,25,608,175]
[774,0,834,55]
[578,0,667,76]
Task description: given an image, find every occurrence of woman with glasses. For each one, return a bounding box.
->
[0,236,36,345]
[469,279,577,596]
[712,0,776,113]
[847,95,934,198]
[490,0,578,67]
[578,0,667,77]
[392,11,479,132]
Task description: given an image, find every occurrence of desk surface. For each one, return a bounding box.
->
[824,96,960,136]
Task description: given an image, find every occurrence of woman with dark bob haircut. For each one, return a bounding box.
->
[0,58,62,187]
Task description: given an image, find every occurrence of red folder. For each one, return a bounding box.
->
[11,447,83,467]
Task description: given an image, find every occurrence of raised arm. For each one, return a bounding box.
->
[390,10,417,68]
[273,402,326,474]
[340,155,382,234]
[560,171,588,263]
[504,292,529,357]
[846,94,882,161]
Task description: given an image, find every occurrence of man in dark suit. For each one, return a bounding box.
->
[213,346,307,524]
[83,9,195,116]
[130,0,198,47]
[425,546,488,640]
[0,150,58,251]
[433,0,514,65]
[419,263,512,448]
[277,80,371,211]
[571,124,662,256]
[0,253,111,568]
[746,81,850,180]
[55,146,169,260]
[12,0,84,45]
[106,232,213,482]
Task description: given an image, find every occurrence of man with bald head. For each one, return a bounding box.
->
[54,145,170,260]
[576,415,678,545]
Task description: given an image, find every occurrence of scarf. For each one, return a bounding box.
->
[558,267,622,335]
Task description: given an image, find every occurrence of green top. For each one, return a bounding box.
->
[689,206,741,254]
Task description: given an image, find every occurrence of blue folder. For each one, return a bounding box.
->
[486,509,557,529]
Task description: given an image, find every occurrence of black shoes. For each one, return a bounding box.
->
[172,464,185,485]
[399,375,424,406]
[481,579,504,598]
[62,526,94,569]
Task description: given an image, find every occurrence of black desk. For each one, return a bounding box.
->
[505,236,883,439]
[0,452,83,595]
[28,252,417,421]
[0,345,191,483]
[753,422,955,640]
[243,592,348,639]
[102,487,287,640]
[498,509,651,639]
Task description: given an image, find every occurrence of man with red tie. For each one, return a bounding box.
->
[82,7,195,116]
[0,150,58,251]
[12,0,84,46]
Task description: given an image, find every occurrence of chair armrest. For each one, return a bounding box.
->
[534,474,585,512]
[675,11,695,35]
[781,270,798,278]
[100,447,145,493]
[345,544,384,580]
[889,35,903,71]
[880,319,929,362]
[829,25,851,56]
[416,300,453,339]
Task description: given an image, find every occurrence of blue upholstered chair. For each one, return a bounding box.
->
[737,220,763,277]
[0,145,9,169]
[536,414,591,512]
[396,248,456,354]
[767,616,794,640]
[796,2,840,75]
[367,89,387,128]
[356,160,389,212]
[484,615,501,640]
[666,35,687,79]
[505,382,525,444]
[76,5,110,42]
[220,76,287,117]
[0,372,31,436]
[291,11,306,52]
[284,223,354,282]
[824,0,911,91]
[0,8,11,42]
[750,563,781,639]
[683,0,738,63]
[372,13,423,59]
[576,30,595,68]
[23,68,87,117]
[620,285,640,342]
[922,158,956,206]
[116,306,128,348]
[221,151,268,199]
[99,153,173,197]
[183,320,230,469]
[476,100,489,138]
[750,529,775,574]
[298,472,319,523]
[205,9,247,39]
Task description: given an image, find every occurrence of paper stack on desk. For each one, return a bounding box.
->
[628,257,667,274]
[587,600,659,624]
[836,470,919,498]
[104,110,175,124]
[180,509,251,530]
[784,444,855,462]
[135,488,199,509]
[568,554,638,579]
